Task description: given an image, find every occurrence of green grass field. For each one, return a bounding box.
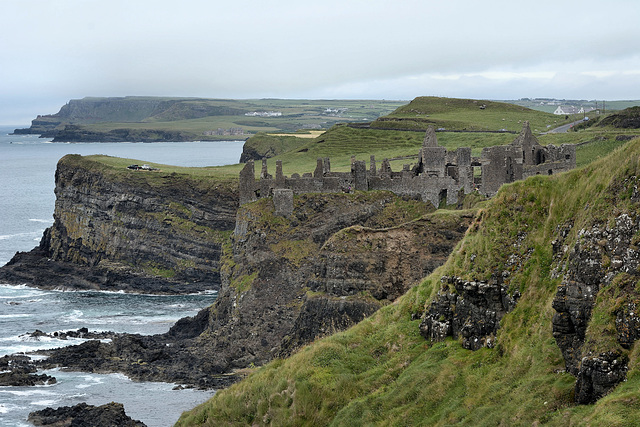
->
[371,96,572,132]
[85,123,630,184]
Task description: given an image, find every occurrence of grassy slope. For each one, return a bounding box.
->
[372,96,571,132]
[176,139,640,426]
[252,124,627,177]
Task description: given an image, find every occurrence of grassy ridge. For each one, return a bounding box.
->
[176,138,640,426]
[372,96,570,132]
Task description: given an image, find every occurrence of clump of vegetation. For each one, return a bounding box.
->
[597,106,640,129]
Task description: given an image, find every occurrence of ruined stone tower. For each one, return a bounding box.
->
[238,122,576,209]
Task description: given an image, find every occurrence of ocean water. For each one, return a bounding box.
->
[0,127,244,426]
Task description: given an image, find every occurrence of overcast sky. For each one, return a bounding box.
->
[1,0,639,125]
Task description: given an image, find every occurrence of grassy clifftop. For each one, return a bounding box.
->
[371,96,569,132]
[177,138,640,426]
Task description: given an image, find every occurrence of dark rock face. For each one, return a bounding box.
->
[28,402,146,427]
[40,193,470,386]
[311,218,470,302]
[0,355,56,387]
[207,194,472,368]
[278,294,381,357]
[0,155,238,293]
[419,276,519,350]
[574,351,629,404]
[551,212,640,403]
[551,236,604,376]
[239,143,263,163]
[52,125,195,142]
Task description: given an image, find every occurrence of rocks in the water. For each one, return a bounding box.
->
[28,402,146,427]
[38,333,240,389]
[26,327,117,341]
[0,355,56,386]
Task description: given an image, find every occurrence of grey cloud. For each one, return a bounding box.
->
[1,0,640,124]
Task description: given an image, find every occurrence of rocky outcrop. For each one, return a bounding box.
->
[552,208,640,403]
[52,125,197,142]
[598,106,640,129]
[203,193,472,368]
[0,154,238,293]
[37,192,472,385]
[419,275,520,350]
[574,351,629,404]
[0,355,56,387]
[239,133,301,162]
[38,331,239,389]
[28,402,146,427]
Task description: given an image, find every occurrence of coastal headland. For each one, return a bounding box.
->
[4,96,640,425]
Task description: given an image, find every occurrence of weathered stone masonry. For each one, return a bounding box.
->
[239,122,576,211]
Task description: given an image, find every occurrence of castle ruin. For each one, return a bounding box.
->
[239,122,576,212]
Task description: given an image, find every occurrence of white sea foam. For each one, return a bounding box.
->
[30,399,58,406]
[0,402,24,414]
[167,303,187,308]
[80,375,104,384]
[0,334,89,356]
[0,284,51,298]
[76,377,110,389]
[59,309,84,323]
[0,389,56,397]
[0,314,31,319]
[0,231,40,240]
[28,219,53,224]
[0,293,43,300]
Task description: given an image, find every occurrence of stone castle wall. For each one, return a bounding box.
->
[239,122,576,213]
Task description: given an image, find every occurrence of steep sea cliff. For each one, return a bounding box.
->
[0,154,473,389]
[1,154,238,294]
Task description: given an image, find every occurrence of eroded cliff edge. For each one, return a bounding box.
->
[18,171,475,386]
[0,154,238,293]
[0,153,475,386]
[208,193,474,367]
